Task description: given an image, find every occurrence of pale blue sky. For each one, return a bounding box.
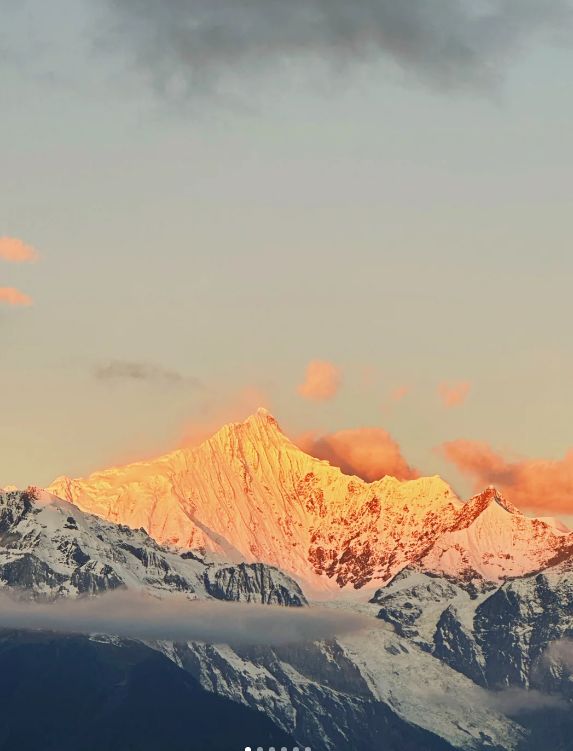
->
[1,1,572,505]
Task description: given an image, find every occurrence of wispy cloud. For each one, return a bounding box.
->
[297,426,419,482]
[391,385,410,402]
[101,0,572,98]
[298,360,341,402]
[94,359,203,388]
[0,590,369,646]
[438,381,471,408]
[0,287,33,307]
[485,687,568,716]
[544,638,573,669]
[441,440,573,513]
[0,237,39,264]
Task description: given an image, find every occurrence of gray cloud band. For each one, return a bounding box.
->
[0,590,370,645]
[94,359,203,387]
[103,0,571,94]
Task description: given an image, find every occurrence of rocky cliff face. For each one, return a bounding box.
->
[371,561,573,750]
[203,562,306,606]
[373,557,573,695]
[168,616,521,751]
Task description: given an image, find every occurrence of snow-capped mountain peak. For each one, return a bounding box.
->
[49,411,463,590]
[47,410,572,591]
[450,487,520,532]
[417,486,571,583]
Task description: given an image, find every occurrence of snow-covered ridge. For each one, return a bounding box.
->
[0,488,306,605]
[417,487,572,583]
[48,410,572,590]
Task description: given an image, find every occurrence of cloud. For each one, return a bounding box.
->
[441,440,573,513]
[438,381,471,407]
[360,366,378,389]
[0,590,369,646]
[416,678,567,724]
[391,385,410,402]
[0,287,33,307]
[298,360,341,402]
[101,0,572,97]
[0,237,38,263]
[483,687,568,716]
[544,639,573,670]
[297,427,419,482]
[94,359,203,388]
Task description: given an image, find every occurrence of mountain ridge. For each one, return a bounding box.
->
[48,410,571,590]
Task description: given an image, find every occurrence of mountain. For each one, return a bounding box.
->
[0,632,296,751]
[49,409,462,589]
[4,419,572,750]
[0,487,306,605]
[372,556,573,750]
[49,410,571,591]
[0,488,524,751]
[416,487,571,584]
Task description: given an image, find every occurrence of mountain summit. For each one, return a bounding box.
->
[49,411,570,590]
[418,486,570,582]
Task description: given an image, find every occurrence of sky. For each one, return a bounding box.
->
[1,1,572,516]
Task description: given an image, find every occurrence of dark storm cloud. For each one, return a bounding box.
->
[102,0,571,95]
[94,359,203,388]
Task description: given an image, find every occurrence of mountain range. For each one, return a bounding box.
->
[49,409,572,591]
[2,409,573,751]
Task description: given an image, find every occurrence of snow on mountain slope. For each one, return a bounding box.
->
[535,517,571,534]
[0,487,523,750]
[0,488,306,604]
[167,608,523,751]
[49,409,462,590]
[417,487,572,583]
[370,552,573,694]
[370,569,488,652]
[336,602,524,751]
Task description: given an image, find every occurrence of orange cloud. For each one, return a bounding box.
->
[0,287,33,307]
[297,360,341,402]
[442,439,573,514]
[391,385,410,402]
[297,427,419,482]
[0,237,38,264]
[438,381,471,407]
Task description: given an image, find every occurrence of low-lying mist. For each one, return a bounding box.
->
[0,590,371,646]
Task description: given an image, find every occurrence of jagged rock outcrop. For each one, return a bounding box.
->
[203,562,306,606]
